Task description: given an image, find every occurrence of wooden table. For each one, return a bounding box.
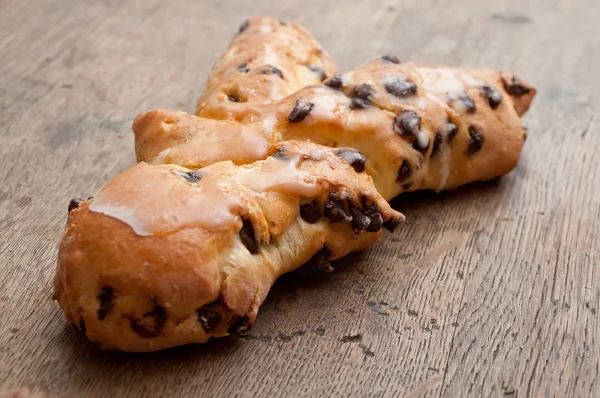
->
[1,0,598,396]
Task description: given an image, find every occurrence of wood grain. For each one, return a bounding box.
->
[1,0,598,396]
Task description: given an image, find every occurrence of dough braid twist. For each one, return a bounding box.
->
[54,17,535,352]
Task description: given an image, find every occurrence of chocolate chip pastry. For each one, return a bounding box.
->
[54,17,536,352]
[139,59,535,200]
[196,16,336,107]
[56,141,404,352]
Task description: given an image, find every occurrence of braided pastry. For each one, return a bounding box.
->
[54,17,536,352]
[196,17,336,108]
[139,60,535,200]
[55,141,403,352]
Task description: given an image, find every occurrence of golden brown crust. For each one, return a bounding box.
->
[142,61,536,200]
[195,16,336,112]
[55,141,403,352]
[133,109,276,168]
[55,17,536,352]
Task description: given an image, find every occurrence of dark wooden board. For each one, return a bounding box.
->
[1,0,598,396]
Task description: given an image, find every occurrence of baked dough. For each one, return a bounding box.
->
[55,141,404,352]
[140,60,536,200]
[196,17,336,110]
[54,17,536,352]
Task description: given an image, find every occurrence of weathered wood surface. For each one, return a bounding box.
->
[1,0,598,396]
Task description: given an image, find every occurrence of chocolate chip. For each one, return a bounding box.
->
[383,216,404,232]
[227,94,239,102]
[68,198,83,214]
[307,64,326,81]
[397,159,412,183]
[228,316,252,334]
[501,76,531,96]
[481,85,502,109]
[279,20,287,26]
[236,63,250,73]
[401,182,412,190]
[412,138,429,154]
[349,83,375,110]
[324,193,352,223]
[393,110,421,137]
[240,218,258,254]
[350,97,370,110]
[381,54,401,64]
[350,206,370,235]
[324,75,343,90]
[335,148,366,172]
[467,126,484,155]
[97,286,115,321]
[305,246,333,272]
[196,303,222,333]
[131,305,167,338]
[300,202,320,223]
[238,20,250,34]
[353,84,374,101]
[458,94,476,113]
[174,170,202,183]
[288,98,314,123]
[185,171,202,183]
[260,64,284,79]
[271,146,289,159]
[447,121,459,142]
[364,203,383,232]
[384,77,417,98]
[431,132,443,157]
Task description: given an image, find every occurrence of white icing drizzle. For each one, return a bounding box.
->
[233,155,319,197]
[449,97,470,114]
[341,72,353,86]
[261,113,278,135]
[345,107,385,132]
[310,149,327,161]
[258,25,273,33]
[240,125,270,153]
[150,148,172,164]
[190,177,247,229]
[307,89,344,122]
[89,202,152,236]
[414,97,445,140]
[269,85,282,101]
[418,68,466,93]
[410,76,456,191]
[420,90,451,117]
[163,122,270,165]
[143,116,270,167]
[414,97,428,111]
[417,68,485,113]
[415,130,429,149]
[460,72,482,87]
[89,163,247,236]
[262,44,284,72]
[256,44,284,100]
